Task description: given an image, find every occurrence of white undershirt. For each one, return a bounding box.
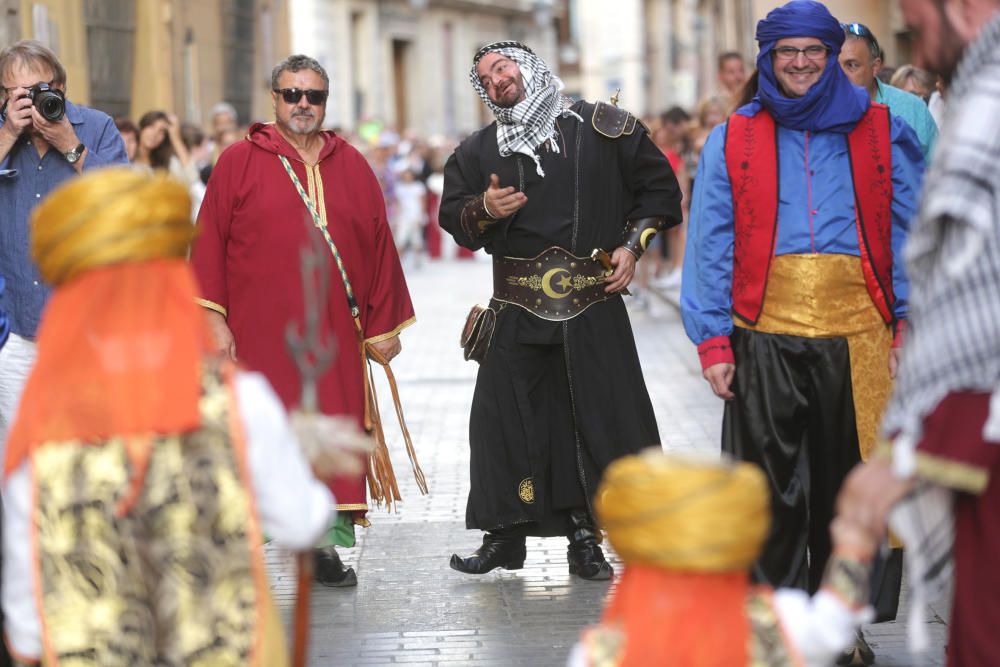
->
[1,370,334,660]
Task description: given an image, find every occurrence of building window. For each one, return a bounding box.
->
[83,0,135,119]
[221,0,256,124]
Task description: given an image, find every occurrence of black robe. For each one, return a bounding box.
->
[440,100,683,535]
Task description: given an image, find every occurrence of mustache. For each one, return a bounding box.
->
[292,109,315,118]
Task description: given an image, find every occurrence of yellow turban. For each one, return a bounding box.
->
[596,450,771,573]
[32,167,193,286]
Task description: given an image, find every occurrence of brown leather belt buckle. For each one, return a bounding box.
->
[492,246,616,321]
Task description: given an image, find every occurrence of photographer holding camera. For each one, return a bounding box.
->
[0,39,127,452]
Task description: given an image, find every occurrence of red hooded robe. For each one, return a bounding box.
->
[192,122,415,516]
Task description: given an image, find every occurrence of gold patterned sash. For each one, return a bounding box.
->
[30,364,287,667]
[734,253,893,460]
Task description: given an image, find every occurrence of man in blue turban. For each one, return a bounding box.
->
[681,2,925,663]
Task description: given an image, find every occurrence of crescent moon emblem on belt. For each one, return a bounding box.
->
[541,267,573,299]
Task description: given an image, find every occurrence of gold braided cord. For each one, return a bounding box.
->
[596,450,771,573]
[32,168,193,286]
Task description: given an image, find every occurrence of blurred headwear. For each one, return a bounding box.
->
[33,168,194,284]
[585,451,772,666]
[597,450,770,572]
[740,0,869,133]
[470,41,582,177]
[6,169,213,501]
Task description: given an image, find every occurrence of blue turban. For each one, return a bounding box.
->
[739,0,869,133]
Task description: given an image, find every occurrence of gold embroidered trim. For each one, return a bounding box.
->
[364,316,417,345]
[582,626,625,667]
[196,298,228,317]
[821,552,872,610]
[336,503,370,511]
[914,450,989,494]
[746,590,801,667]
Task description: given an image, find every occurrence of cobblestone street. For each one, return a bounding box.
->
[268,258,948,666]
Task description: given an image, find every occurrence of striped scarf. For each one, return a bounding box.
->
[470,41,582,177]
[881,11,1000,447]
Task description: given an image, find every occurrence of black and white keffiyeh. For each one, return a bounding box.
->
[470,41,582,177]
[881,11,1000,445]
[881,11,1000,653]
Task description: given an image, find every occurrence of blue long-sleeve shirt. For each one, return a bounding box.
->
[681,114,924,347]
[0,101,128,337]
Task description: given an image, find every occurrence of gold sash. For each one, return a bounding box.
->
[734,254,892,460]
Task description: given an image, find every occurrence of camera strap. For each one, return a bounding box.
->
[277,153,427,508]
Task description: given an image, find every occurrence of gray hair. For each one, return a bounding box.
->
[844,33,881,63]
[270,54,329,90]
[210,101,238,120]
[0,40,66,89]
[890,65,937,96]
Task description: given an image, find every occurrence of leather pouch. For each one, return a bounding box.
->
[460,304,496,363]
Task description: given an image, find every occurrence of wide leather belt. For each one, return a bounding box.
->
[493,246,613,321]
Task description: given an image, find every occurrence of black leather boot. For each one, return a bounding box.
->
[450,532,527,574]
[314,545,357,587]
[567,509,614,581]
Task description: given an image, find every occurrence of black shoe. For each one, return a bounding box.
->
[567,509,614,581]
[449,532,526,574]
[314,546,357,587]
[835,631,875,666]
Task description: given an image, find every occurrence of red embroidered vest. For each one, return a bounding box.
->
[723,105,895,325]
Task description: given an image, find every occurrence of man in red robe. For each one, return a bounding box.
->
[191,54,415,586]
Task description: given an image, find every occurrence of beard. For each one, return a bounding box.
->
[924,1,966,85]
[490,75,526,108]
[284,110,322,135]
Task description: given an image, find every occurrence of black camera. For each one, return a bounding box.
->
[23,83,65,122]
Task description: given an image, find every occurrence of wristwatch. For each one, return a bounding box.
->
[64,143,85,164]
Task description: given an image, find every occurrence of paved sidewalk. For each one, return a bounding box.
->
[267,259,948,666]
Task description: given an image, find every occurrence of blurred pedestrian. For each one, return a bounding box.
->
[718,51,750,109]
[890,64,937,100]
[570,452,879,667]
[0,168,335,666]
[191,54,416,587]
[393,167,427,268]
[838,1,1000,664]
[839,21,938,160]
[441,40,682,580]
[681,2,924,662]
[133,111,204,221]
[114,116,138,161]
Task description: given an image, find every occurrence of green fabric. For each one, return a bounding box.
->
[325,513,357,548]
[875,80,938,163]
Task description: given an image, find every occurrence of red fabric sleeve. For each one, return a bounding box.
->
[697,335,734,371]
[361,170,415,343]
[892,319,907,348]
[916,392,1000,493]
[190,149,237,315]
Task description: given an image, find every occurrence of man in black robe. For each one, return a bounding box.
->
[440,41,682,581]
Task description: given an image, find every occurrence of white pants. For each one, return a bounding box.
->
[0,333,37,464]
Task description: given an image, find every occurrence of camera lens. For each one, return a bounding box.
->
[36,91,65,122]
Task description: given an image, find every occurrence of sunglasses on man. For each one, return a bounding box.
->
[842,22,884,61]
[273,88,329,105]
